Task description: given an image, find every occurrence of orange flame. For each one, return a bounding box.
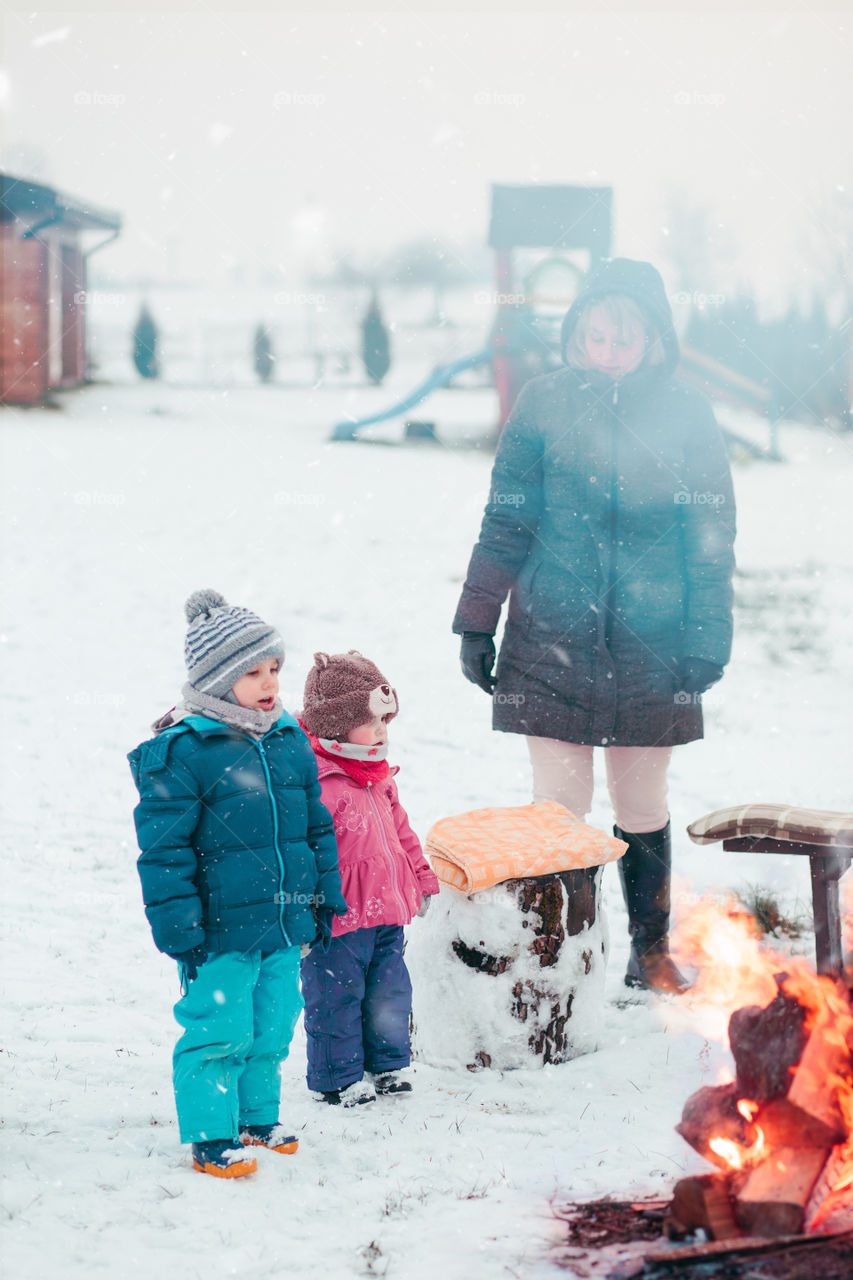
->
[671,894,853,1056]
[709,1116,766,1171]
[672,893,853,1224]
[670,896,778,1043]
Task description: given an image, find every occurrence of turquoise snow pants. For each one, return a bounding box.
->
[172,948,303,1144]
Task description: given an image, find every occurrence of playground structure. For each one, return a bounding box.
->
[331,183,779,454]
[332,184,610,442]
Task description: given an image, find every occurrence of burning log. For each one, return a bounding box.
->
[671,951,853,1246]
[806,1145,853,1233]
[728,986,808,1099]
[665,1173,744,1241]
[735,1146,830,1237]
[730,980,850,1147]
[678,972,853,1169]
[675,1083,757,1170]
[653,893,853,1259]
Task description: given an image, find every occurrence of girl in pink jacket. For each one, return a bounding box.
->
[299,651,440,1107]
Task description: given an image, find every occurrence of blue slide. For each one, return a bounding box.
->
[331,347,493,441]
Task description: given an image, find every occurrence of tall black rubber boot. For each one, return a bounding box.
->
[614,820,690,994]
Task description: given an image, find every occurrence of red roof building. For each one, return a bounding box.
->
[0,173,122,405]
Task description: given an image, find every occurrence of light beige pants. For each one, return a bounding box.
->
[526,737,673,834]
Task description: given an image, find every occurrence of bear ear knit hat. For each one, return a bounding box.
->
[302,650,398,740]
[184,588,284,698]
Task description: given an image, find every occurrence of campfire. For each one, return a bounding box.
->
[667,896,853,1242]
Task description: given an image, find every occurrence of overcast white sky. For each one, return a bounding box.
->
[2,6,850,308]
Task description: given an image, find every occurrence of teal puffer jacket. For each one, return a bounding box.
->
[128,711,347,957]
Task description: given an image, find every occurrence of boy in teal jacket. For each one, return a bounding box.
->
[129,589,346,1178]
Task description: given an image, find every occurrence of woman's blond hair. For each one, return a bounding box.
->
[565,294,666,369]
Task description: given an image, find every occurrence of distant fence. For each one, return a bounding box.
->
[86,285,489,388]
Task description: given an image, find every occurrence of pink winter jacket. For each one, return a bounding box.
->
[316,758,440,937]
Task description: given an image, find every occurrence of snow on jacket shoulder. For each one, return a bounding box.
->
[127,712,347,958]
[315,758,440,937]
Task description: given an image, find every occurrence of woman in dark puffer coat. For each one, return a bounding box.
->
[453,258,736,993]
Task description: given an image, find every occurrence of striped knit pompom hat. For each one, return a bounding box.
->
[183,589,284,699]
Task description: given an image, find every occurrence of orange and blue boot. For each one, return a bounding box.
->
[239,1122,299,1155]
[191,1138,258,1178]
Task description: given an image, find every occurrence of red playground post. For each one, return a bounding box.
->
[486,184,612,430]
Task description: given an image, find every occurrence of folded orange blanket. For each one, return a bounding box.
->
[425,800,627,894]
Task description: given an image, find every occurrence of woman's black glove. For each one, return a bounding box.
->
[677,657,724,696]
[460,633,497,694]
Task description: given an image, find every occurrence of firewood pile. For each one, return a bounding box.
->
[553,1199,852,1278]
[553,897,853,1277]
[670,969,853,1242]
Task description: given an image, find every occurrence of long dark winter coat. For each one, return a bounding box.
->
[453,259,736,747]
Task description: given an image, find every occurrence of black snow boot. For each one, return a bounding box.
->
[614,821,690,994]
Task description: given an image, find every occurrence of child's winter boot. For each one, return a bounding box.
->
[372,1071,413,1096]
[317,1079,376,1107]
[191,1139,258,1178]
[239,1122,299,1154]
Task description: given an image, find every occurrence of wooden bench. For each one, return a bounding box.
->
[687,805,853,975]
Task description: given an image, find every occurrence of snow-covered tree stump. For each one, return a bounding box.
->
[408,867,608,1070]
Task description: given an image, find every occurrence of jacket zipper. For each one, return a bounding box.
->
[365,785,410,920]
[598,402,620,741]
[254,739,292,946]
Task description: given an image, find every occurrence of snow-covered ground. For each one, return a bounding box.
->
[2,373,851,1279]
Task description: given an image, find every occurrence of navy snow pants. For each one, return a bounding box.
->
[301,924,412,1092]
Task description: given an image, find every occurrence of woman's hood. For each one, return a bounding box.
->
[560,257,680,375]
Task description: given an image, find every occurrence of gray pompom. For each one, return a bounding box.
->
[185,588,227,623]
